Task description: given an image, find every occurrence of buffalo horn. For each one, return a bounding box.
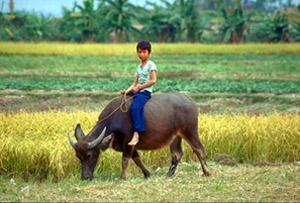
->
[68,129,76,148]
[75,124,84,141]
[87,127,107,149]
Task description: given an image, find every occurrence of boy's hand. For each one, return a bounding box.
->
[132,86,140,93]
[120,89,126,95]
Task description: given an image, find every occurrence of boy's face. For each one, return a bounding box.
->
[137,48,150,61]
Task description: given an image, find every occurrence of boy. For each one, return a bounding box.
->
[120,40,157,146]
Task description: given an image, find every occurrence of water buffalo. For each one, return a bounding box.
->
[68,92,210,180]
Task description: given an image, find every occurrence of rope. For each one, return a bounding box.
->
[97,94,134,124]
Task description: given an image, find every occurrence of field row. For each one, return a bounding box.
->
[1,163,299,202]
[1,76,299,94]
[1,42,300,56]
[1,54,300,80]
[0,111,299,179]
[1,91,299,114]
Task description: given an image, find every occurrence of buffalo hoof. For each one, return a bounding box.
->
[120,175,127,180]
[144,171,151,179]
[167,165,176,177]
[167,170,176,177]
[202,171,210,177]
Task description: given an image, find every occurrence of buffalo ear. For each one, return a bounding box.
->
[99,134,113,151]
[75,123,85,140]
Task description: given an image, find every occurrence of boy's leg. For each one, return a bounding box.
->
[129,91,151,145]
[129,132,140,146]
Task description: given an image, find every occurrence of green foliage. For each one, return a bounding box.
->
[0,11,58,41]
[137,1,180,42]
[59,0,109,42]
[287,5,300,41]
[0,75,299,94]
[0,51,300,94]
[102,0,140,42]
[59,6,82,42]
[1,50,300,77]
[249,11,290,42]
[0,0,299,42]
[217,0,251,43]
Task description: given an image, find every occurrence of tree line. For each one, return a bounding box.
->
[0,0,300,43]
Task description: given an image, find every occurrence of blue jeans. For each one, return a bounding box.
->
[128,90,151,133]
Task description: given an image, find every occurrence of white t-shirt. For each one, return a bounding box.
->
[136,60,158,93]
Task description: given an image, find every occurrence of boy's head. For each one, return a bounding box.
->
[136,40,151,61]
[137,40,151,53]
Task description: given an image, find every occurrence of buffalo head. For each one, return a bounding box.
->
[68,124,112,180]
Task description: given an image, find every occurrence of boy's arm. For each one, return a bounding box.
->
[136,70,157,91]
[125,76,138,94]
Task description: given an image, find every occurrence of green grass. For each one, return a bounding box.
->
[1,75,299,93]
[1,54,299,94]
[1,162,299,202]
[1,54,300,80]
[1,54,299,113]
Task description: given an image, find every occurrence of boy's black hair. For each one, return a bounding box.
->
[136,40,151,53]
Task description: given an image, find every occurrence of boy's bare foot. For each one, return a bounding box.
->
[128,132,139,146]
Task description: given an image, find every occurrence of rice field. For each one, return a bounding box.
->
[1,42,300,201]
[1,42,300,56]
[0,111,299,179]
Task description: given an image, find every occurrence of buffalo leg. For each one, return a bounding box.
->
[121,155,130,180]
[120,147,134,180]
[132,150,151,178]
[167,136,183,177]
[184,133,210,176]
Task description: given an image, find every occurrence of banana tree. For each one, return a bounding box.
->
[287,5,300,41]
[217,0,251,43]
[249,11,289,42]
[9,0,13,14]
[73,0,99,41]
[100,0,140,42]
[137,1,181,42]
[0,0,15,40]
[176,0,217,42]
[272,11,289,41]
[59,5,82,41]
[9,11,55,41]
[174,0,199,42]
[59,0,104,42]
